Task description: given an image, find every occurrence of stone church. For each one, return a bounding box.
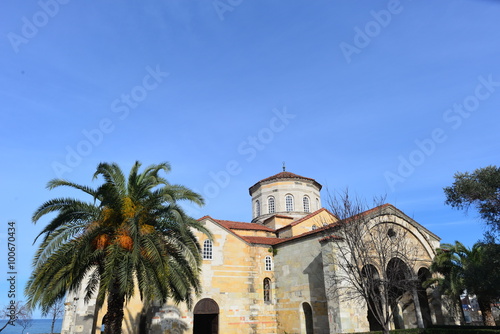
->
[61,170,457,334]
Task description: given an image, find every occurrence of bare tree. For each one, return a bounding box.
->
[17,315,33,334]
[0,301,32,333]
[46,299,65,334]
[323,190,425,334]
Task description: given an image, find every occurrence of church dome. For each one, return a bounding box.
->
[249,171,322,194]
[249,170,322,223]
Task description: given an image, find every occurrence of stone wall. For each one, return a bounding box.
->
[274,235,330,334]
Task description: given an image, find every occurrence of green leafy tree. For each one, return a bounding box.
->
[444,165,500,235]
[430,241,500,326]
[25,161,210,334]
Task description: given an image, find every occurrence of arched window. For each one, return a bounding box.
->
[263,278,271,303]
[268,196,275,214]
[302,302,314,334]
[202,240,213,260]
[255,200,261,217]
[303,196,310,212]
[316,198,320,210]
[265,256,273,271]
[285,195,294,212]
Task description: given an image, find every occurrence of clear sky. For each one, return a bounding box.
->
[1,0,499,318]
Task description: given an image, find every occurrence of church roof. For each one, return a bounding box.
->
[199,215,277,231]
[249,171,322,194]
[240,236,282,245]
[214,219,276,232]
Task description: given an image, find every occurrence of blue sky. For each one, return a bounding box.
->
[1,0,499,317]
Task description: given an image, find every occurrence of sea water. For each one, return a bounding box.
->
[1,318,62,334]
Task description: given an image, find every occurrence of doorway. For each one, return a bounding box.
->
[193,298,219,334]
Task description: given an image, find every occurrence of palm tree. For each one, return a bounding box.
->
[25,161,210,334]
[429,241,499,326]
[428,242,467,323]
[430,242,467,296]
[462,242,500,326]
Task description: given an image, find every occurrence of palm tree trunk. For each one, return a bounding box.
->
[104,282,126,334]
[477,296,495,326]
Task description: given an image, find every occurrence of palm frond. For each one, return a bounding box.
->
[28,160,208,326]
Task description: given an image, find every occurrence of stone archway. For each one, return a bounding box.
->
[387,258,413,329]
[193,298,219,334]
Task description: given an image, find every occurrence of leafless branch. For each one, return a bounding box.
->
[322,189,423,333]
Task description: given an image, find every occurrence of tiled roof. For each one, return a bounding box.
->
[249,171,322,193]
[213,219,276,232]
[199,203,439,247]
[318,235,343,243]
[257,171,317,184]
[240,236,282,245]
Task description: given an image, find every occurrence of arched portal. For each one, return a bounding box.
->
[300,302,314,334]
[193,298,219,334]
[387,258,413,329]
[362,264,383,331]
[418,267,433,327]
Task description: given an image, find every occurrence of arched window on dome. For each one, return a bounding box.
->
[316,198,320,210]
[285,195,294,212]
[255,200,261,217]
[303,196,310,213]
[202,240,213,260]
[268,196,275,214]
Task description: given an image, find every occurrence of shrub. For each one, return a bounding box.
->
[347,328,500,334]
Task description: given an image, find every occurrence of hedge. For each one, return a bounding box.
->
[348,327,500,334]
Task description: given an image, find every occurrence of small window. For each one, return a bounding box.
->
[285,195,294,212]
[268,196,275,214]
[316,198,320,210]
[265,256,273,271]
[255,200,261,217]
[263,278,271,303]
[312,224,317,230]
[388,228,396,238]
[203,240,213,260]
[303,196,310,212]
